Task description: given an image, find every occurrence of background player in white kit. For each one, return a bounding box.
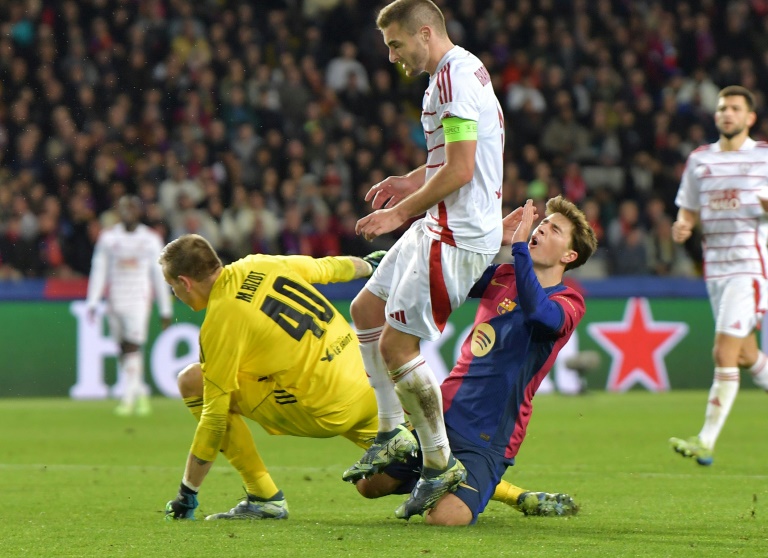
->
[86,196,173,416]
[670,86,768,465]
[345,0,505,519]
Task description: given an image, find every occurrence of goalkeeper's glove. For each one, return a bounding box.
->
[165,482,199,520]
[362,250,387,276]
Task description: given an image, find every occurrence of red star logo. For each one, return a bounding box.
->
[587,298,689,392]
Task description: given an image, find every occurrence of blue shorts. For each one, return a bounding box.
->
[382,425,511,523]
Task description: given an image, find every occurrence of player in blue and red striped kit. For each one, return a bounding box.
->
[353,197,598,524]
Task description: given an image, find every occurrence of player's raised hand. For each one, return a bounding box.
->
[671,219,693,243]
[501,206,524,246]
[511,199,538,245]
[365,175,420,209]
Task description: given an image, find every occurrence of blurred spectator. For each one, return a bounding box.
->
[2,0,758,279]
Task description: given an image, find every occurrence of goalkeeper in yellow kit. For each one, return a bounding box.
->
[161,234,574,521]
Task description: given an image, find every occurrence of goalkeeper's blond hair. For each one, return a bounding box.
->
[159,234,222,281]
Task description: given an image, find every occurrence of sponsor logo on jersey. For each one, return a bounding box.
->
[708,188,740,211]
[320,332,354,362]
[470,322,495,357]
[389,310,407,324]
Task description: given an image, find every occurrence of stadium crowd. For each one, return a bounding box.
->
[0,0,765,280]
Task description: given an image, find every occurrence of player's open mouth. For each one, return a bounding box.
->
[531,237,539,246]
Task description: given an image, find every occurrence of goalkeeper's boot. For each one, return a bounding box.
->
[669,435,713,466]
[516,492,579,517]
[394,455,466,520]
[205,491,289,520]
[342,423,418,483]
[135,395,152,416]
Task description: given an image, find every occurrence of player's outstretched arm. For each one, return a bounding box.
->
[279,253,386,284]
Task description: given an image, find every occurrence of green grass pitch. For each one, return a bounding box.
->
[2,391,767,557]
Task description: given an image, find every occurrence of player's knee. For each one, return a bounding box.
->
[424,494,473,526]
[354,479,381,499]
[349,294,364,325]
[354,474,400,499]
[350,290,385,329]
[177,363,203,397]
[378,327,419,369]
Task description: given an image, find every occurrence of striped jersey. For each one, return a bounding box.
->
[86,223,172,316]
[675,138,768,280]
[441,260,584,461]
[421,45,504,254]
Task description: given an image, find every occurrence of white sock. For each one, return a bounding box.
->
[390,355,450,470]
[356,327,404,432]
[121,352,143,407]
[699,367,740,449]
[748,352,768,390]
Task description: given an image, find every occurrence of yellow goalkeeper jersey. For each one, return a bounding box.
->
[200,254,369,408]
[191,254,373,460]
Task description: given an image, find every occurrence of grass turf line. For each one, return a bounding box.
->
[1,391,767,557]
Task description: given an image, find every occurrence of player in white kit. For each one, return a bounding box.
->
[670,86,768,465]
[344,0,504,519]
[86,196,173,416]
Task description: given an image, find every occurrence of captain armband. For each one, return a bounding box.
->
[443,117,478,143]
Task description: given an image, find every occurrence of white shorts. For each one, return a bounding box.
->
[365,222,493,341]
[107,305,151,345]
[707,275,767,338]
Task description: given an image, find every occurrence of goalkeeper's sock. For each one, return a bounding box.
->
[491,480,526,508]
[357,326,404,432]
[183,396,204,421]
[222,413,279,500]
[183,397,279,500]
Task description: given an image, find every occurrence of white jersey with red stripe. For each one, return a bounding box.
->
[86,223,172,316]
[675,138,768,280]
[420,45,504,254]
